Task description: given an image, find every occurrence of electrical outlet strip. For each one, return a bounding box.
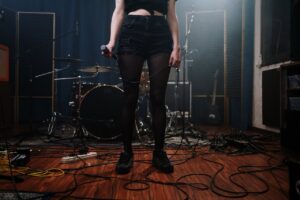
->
[61,152,97,164]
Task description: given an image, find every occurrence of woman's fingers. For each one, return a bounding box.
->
[102,44,113,57]
[169,52,181,68]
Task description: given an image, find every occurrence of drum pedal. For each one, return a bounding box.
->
[61,152,97,163]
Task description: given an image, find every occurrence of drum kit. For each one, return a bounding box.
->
[44,57,158,144]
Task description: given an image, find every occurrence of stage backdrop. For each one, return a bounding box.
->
[0,0,254,130]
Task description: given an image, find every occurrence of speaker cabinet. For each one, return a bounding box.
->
[291,0,300,61]
[0,7,16,130]
[262,69,280,127]
[0,44,12,129]
[16,12,55,124]
[288,161,300,199]
[280,63,300,155]
[0,84,12,130]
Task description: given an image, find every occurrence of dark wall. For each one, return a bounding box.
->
[0,0,115,118]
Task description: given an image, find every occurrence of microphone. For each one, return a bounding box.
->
[101,45,117,60]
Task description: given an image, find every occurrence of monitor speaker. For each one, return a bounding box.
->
[165,81,191,114]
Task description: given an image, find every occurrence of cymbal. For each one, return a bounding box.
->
[54,57,82,63]
[78,65,112,73]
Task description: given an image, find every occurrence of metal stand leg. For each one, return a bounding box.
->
[47,112,60,137]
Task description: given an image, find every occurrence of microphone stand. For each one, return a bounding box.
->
[177,14,194,144]
[176,13,202,143]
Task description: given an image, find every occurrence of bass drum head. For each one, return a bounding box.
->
[79,85,123,140]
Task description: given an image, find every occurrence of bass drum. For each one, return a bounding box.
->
[79,85,124,140]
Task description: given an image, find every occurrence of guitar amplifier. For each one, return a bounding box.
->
[165,81,192,114]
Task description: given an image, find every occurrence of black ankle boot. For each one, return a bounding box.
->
[116,152,133,174]
[152,150,174,173]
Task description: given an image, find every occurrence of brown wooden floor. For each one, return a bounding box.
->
[0,127,289,200]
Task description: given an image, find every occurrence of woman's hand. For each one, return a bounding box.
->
[169,47,181,68]
[167,0,181,68]
[102,43,114,57]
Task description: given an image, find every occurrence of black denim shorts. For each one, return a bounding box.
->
[117,15,173,57]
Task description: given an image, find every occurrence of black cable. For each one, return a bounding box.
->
[2,130,288,200]
[3,136,23,200]
[123,180,150,191]
[268,166,289,198]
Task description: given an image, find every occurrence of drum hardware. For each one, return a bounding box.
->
[139,70,150,96]
[135,94,153,144]
[54,73,98,81]
[49,74,102,153]
[135,64,152,144]
[47,74,98,146]
[50,75,127,141]
[165,108,179,134]
[77,65,113,73]
[34,65,72,79]
[32,58,83,137]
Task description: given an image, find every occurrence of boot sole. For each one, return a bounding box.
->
[152,162,174,173]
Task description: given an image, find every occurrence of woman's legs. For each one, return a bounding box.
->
[147,53,174,173]
[147,53,171,152]
[118,54,145,154]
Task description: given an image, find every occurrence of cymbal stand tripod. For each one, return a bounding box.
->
[47,73,98,153]
[71,75,88,154]
[34,63,72,137]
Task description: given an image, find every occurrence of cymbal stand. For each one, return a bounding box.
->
[47,73,98,154]
[177,16,204,141]
[34,64,72,137]
[72,75,88,154]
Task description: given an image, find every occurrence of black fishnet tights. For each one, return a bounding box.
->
[118,53,171,153]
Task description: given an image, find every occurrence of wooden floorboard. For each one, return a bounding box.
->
[0,128,289,200]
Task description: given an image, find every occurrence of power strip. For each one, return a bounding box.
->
[61,152,97,163]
